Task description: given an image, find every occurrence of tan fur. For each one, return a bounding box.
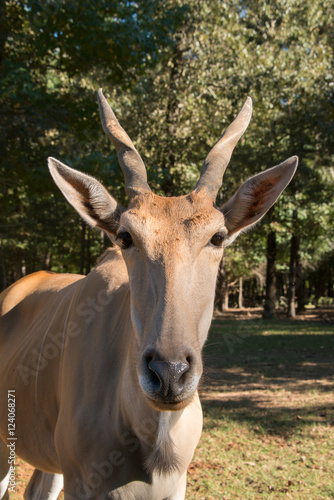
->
[127,191,216,226]
[0,271,82,316]
[0,271,53,316]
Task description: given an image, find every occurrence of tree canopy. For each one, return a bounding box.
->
[1,0,333,312]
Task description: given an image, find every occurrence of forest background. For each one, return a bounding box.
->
[0,0,333,318]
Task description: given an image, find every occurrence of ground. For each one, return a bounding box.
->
[9,308,334,499]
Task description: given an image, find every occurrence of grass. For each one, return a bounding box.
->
[10,315,334,499]
[187,315,334,499]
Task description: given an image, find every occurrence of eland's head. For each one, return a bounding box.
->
[48,90,298,412]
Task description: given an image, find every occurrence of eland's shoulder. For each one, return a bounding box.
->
[0,271,84,316]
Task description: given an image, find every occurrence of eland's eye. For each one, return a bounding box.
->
[210,233,225,247]
[116,231,133,249]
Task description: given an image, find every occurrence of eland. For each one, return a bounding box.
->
[0,90,298,499]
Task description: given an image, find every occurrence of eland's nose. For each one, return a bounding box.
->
[140,347,202,405]
[148,360,189,398]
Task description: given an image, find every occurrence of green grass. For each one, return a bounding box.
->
[187,317,334,499]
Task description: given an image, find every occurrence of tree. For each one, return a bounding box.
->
[1,0,333,314]
[0,0,183,288]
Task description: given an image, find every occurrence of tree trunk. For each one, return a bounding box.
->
[295,235,305,312]
[44,252,51,270]
[287,234,303,317]
[263,231,277,318]
[223,282,229,311]
[100,230,106,253]
[216,256,229,311]
[0,240,6,292]
[287,235,297,317]
[79,221,86,275]
[238,276,243,309]
[86,228,91,274]
[328,271,333,298]
[21,260,26,277]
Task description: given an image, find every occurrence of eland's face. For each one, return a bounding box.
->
[115,191,227,410]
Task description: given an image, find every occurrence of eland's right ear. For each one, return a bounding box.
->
[221,156,298,244]
[48,158,123,239]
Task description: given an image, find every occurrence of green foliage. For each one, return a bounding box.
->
[0,0,333,301]
[0,0,185,283]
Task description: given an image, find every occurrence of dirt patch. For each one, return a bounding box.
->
[11,460,34,499]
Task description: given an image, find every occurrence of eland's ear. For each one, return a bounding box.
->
[48,158,123,238]
[221,156,298,244]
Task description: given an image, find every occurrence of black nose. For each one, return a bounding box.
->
[148,360,190,399]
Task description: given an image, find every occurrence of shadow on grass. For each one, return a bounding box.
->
[201,399,334,438]
[200,318,334,437]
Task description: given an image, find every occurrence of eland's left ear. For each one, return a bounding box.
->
[221,156,298,243]
[48,157,123,239]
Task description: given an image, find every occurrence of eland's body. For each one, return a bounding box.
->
[0,90,297,499]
